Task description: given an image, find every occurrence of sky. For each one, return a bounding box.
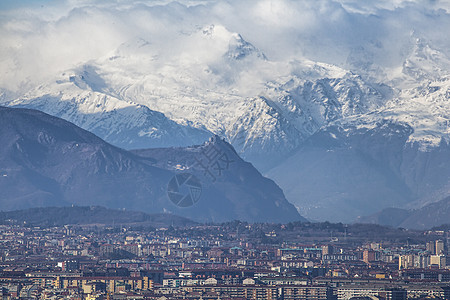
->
[1,0,450,94]
[0,0,55,10]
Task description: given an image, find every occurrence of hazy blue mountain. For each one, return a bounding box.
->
[0,106,303,223]
[132,135,305,223]
[268,119,450,223]
[358,196,450,230]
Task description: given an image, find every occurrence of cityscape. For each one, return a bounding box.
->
[0,213,450,299]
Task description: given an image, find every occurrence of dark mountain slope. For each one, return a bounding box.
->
[0,106,171,212]
[0,106,303,223]
[132,136,305,223]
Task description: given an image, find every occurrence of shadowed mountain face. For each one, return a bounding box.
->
[0,106,303,223]
[358,196,450,230]
[0,106,172,212]
[132,137,305,223]
[268,119,450,223]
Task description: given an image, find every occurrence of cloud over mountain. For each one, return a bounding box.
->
[2,0,450,93]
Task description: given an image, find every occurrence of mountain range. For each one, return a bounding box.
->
[0,106,303,223]
[1,1,450,225]
[357,195,450,230]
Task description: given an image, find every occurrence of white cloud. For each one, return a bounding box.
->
[1,0,450,94]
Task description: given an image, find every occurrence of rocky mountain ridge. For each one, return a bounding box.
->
[0,106,303,223]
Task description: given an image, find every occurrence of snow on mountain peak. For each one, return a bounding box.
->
[226,32,267,61]
[1,1,450,171]
[1,24,399,168]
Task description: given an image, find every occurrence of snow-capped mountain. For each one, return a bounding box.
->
[7,65,211,149]
[267,39,450,222]
[3,25,391,169]
[2,0,450,223]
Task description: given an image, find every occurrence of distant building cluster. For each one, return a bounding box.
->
[0,223,450,299]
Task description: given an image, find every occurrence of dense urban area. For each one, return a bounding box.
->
[1,212,450,300]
